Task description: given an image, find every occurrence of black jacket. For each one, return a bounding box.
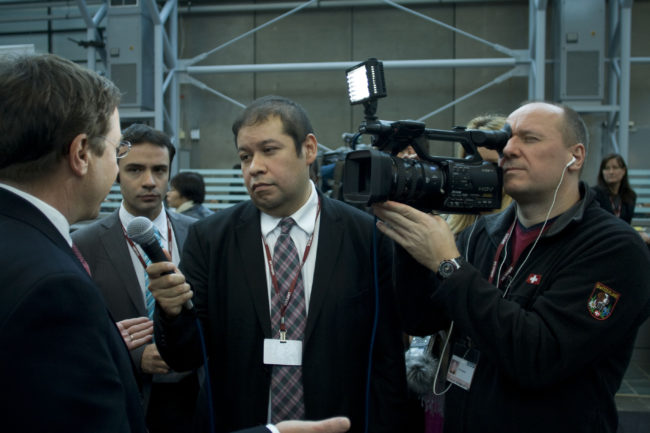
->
[398,183,650,433]
[155,194,407,433]
[591,184,636,224]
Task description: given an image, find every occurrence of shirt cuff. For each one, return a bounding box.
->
[266,424,281,433]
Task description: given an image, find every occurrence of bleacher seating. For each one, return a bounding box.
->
[100,168,249,215]
[630,169,650,227]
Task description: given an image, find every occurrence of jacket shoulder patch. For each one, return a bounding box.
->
[587,282,620,320]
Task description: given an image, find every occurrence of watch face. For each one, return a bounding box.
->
[440,261,455,277]
[439,258,460,278]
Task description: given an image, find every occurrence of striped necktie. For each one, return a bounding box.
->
[143,226,164,320]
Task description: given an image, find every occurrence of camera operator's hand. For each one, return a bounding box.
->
[373,200,460,271]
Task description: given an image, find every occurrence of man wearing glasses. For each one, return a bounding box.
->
[0,53,148,432]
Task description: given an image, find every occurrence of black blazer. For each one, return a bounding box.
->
[0,188,146,433]
[155,195,407,433]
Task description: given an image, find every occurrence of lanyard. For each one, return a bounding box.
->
[262,199,321,339]
[488,218,517,288]
[121,213,173,269]
[610,195,622,217]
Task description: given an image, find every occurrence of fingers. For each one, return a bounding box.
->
[146,264,192,317]
[275,416,351,433]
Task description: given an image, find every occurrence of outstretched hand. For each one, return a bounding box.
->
[275,417,350,433]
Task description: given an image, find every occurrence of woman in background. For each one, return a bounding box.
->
[591,153,636,224]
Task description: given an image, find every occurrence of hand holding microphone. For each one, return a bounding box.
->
[127,216,194,317]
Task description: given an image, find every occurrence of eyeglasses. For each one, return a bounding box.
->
[98,136,132,159]
[115,140,132,159]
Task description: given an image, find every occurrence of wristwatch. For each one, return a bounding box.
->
[437,256,463,279]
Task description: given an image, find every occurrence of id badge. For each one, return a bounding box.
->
[446,342,480,391]
[263,338,303,366]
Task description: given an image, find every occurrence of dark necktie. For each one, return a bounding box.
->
[270,218,307,422]
[72,243,91,277]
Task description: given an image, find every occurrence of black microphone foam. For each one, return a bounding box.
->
[126,216,194,310]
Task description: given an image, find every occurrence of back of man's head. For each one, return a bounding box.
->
[0,53,121,183]
[231,95,314,156]
[121,123,176,165]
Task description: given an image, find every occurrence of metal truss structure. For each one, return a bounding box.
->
[0,0,647,160]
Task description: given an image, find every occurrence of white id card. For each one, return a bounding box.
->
[263,339,303,366]
[446,354,478,391]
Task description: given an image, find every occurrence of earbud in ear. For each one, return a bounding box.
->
[566,156,577,167]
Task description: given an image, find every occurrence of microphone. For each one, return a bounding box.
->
[126,216,194,310]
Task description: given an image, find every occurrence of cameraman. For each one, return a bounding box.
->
[372,101,650,433]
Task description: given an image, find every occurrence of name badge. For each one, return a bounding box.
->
[263,339,303,366]
[447,342,480,391]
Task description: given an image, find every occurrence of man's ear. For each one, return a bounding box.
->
[303,133,318,165]
[568,143,586,170]
[68,133,90,176]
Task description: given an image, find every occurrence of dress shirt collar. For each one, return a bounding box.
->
[0,182,72,246]
[260,180,318,238]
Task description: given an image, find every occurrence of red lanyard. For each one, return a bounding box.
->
[121,213,173,269]
[610,195,622,217]
[261,200,321,336]
[488,219,517,287]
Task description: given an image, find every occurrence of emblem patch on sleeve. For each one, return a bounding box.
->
[587,282,620,320]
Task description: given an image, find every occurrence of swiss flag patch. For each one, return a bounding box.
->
[526,273,542,285]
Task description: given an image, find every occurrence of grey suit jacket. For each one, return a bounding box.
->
[72,209,196,404]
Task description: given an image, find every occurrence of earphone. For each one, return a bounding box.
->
[566,156,577,167]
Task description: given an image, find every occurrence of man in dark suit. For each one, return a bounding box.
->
[72,124,199,433]
[0,53,146,433]
[149,96,407,433]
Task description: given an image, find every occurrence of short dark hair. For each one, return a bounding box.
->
[121,123,176,165]
[0,53,121,182]
[232,95,314,156]
[170,171,206,204]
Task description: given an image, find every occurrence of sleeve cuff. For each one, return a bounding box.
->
[265,424,280,433]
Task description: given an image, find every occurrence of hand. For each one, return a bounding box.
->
[116,317,153,350]
[275,417,350,433]
[372,200,460,271]
[147,261,193,317]
[141,343,170,375]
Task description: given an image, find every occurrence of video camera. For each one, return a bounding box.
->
[342,58,511,213]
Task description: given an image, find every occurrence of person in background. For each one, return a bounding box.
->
[591,154,650,245]
[72,124,199,433]
[445,115,513,236]
[591,153,636,224]
[167,171,214,219]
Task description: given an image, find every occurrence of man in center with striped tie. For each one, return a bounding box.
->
[148,95,407,433]
[72,123,199,433]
